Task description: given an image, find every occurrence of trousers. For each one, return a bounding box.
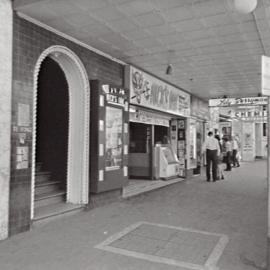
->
[206,149,218,181]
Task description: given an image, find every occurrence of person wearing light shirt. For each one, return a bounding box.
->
[202,131,220,182]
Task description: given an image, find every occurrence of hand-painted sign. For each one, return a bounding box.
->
[219,106,267,121]
[191,96,209,120]
[262,55,270,96]
[125,66,190,117]
[209,97,268,107]
[129,106,170,127]
[102,84,127,107]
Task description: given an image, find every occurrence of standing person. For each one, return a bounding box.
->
[232,136,240,167]
[224,137,232,171]
[215,135,225,180]
[202,131,220,182]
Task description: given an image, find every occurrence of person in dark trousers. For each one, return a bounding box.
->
[224,137,232,171]
[232,136,240,167]
[202,131,220,182]
[215,135,225,180]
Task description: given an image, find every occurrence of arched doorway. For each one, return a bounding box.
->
[31,46,90,219]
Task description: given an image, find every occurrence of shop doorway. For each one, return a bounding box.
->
[35,57,68,214]
[31,46,90,220]
[154,125,169,144]
[129,123,152,178]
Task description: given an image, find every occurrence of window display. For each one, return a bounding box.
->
[105,106,123,170]
[189,120,197,168]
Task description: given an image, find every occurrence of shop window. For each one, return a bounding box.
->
[105,106,123,170]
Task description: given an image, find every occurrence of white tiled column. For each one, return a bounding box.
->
[0,0,12,240]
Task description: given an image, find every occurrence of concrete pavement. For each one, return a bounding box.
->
[0,160,267,270]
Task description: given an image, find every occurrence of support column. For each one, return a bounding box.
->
[267,98,270,269]
[0,0,12,240]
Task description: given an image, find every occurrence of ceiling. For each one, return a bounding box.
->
[14,0,270,100]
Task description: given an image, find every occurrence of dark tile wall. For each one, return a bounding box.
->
[10,14,124,236]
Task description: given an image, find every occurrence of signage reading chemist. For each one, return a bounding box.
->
[126,66,190,117]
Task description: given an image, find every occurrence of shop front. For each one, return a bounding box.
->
[125,66,190,180]
[189,96,210,176]
[90,81,129,192]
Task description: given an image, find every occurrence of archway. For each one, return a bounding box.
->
[31,46,90,219]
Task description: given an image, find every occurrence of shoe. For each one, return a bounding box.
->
[206,180,210,182]
[224,169,231,171]
[221,176,224,180]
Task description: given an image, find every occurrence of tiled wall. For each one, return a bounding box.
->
[10,14,124,236]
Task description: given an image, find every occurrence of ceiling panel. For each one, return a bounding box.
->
[14,0,270,100]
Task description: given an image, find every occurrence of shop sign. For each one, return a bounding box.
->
[209,97,268,107]
[125,66,190,117]
[191,96,209,120]
[102,84,127,107]
[220,107,267,121]
[130,106,170,127]
[262,55,270,96]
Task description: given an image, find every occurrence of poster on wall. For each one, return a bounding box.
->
[105,106,123,170]
[18,103,30,127]
[189,121,197,169]
[16,146,28,169]
[242,122,254,161]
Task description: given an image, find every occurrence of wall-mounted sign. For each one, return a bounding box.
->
[262,55,270,96]
[125,66,190,117]
[191,96,209,120]
[129,106,170,127]
[209,97,268,107]
[102,84,127,107]
[18,103,30,127]
[16,146,28,169]
[219,106,267,121]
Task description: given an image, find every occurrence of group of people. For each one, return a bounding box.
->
[202,131,241,182]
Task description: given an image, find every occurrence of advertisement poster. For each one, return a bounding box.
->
[16,146,28,169]
[105,107,123,170]
[189,121,197,168]
[18,103,30,127]
[127,66,190,117]
[242,122,255,161]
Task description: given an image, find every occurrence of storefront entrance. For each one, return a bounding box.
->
[31,46,90,220]
[129,122,170,179]
[129,122,152,178]
[35,57,68,214]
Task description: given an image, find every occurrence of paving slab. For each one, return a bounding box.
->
[0,160,267,270]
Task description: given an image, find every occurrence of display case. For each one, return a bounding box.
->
[90,80,129,193]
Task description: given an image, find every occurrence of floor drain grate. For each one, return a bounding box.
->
[95,222,228,270]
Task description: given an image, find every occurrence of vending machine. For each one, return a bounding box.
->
[154,145,181,180]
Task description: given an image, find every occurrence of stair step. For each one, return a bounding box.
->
[35,181,62,195]
[35,162,42,172]
[35,191,66,208]
[33,202,84,223]
[35,171,51,183]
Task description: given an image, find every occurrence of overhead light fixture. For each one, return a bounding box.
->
[166,64,173,75]
[227,0,257,14]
